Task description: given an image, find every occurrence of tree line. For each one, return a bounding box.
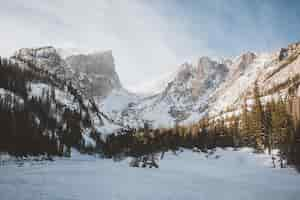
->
[101,81,300,171]
[1,55,300,171]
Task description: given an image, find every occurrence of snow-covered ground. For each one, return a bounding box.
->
[1,148,300,200]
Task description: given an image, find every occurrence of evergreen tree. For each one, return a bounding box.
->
[240,97,251,146]
[250,81,265,152]
[264,102,273,154]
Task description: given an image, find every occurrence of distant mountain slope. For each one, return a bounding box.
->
[2,42,300,137]
[65,50,122,97]
[13,47,122,98]
[100,42,300,128]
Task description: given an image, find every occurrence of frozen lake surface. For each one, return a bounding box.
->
[0,148,300,200]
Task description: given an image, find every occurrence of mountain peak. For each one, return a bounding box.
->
[57,48,113,59]
[91,49,113,57]
[228,51,257,74]
[65,50,122,97]
[13,46,58,59]
[12,46,65,71]
[66,50,117,76]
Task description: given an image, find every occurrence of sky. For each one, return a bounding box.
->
[0,0,299,90]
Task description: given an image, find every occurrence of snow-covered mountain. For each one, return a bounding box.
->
[100,56,230,128]
[13,47,122,98]
[4,42,300,132]
[100,42,300,128]
[9,46,124,136]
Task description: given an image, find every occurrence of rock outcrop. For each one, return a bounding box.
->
[66,51,121,97]
[12,46,121,98]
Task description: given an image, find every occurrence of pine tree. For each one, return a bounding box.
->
[250,81,265,152]
[230,115,240,148]
[264,102,273,154]
[240,97,251,146]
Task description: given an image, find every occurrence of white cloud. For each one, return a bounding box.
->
[0,0,201,89]
[0,0,293,90]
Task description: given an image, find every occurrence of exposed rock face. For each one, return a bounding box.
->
[101,42,300,129]
[66,51,121,97]
[236,52,256,71]
[66,51,114,75]
[287,42,300,54]
[279,48,288,61]
[279,42,300,61]
[14,46,60,65]
[166,57,228,102]
[229,52,256,75]
[102,56,230,128]
[12,47,121,98]
[156,57,228,121]
[192,57,229,97]
[13,46,68,78]
[11,42,300,130]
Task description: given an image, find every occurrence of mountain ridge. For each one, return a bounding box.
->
[100,41,300,129]
[3,42,300,131]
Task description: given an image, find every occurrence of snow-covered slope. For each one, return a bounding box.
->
[208,52,274,115]
[5,42,300,131]
[8,46,125,136]
[100,56,229,128]
[210,43,300,117]
[100,42,300,128]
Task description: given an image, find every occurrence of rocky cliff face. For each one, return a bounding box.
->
[13,46,68,78]
[10,46,124,136]
[100,56,230,128]
[10,42,300,130]
[65,51,121,97]
[100,41,300,128]
[192,57,229,98]
[12,46,121,98]
[229,52,256,76]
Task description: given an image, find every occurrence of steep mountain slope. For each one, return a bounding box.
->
[12,47,122,98]
[208,52,274,115]
[17,46,125,133]
[0,46,126,155]
[3,42,300,135]
[65,50,122,97]
[101,56,229,128]
[100,42,300,128]
[210,43,300,119]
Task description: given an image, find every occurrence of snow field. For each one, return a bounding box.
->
[0,148,300,200]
